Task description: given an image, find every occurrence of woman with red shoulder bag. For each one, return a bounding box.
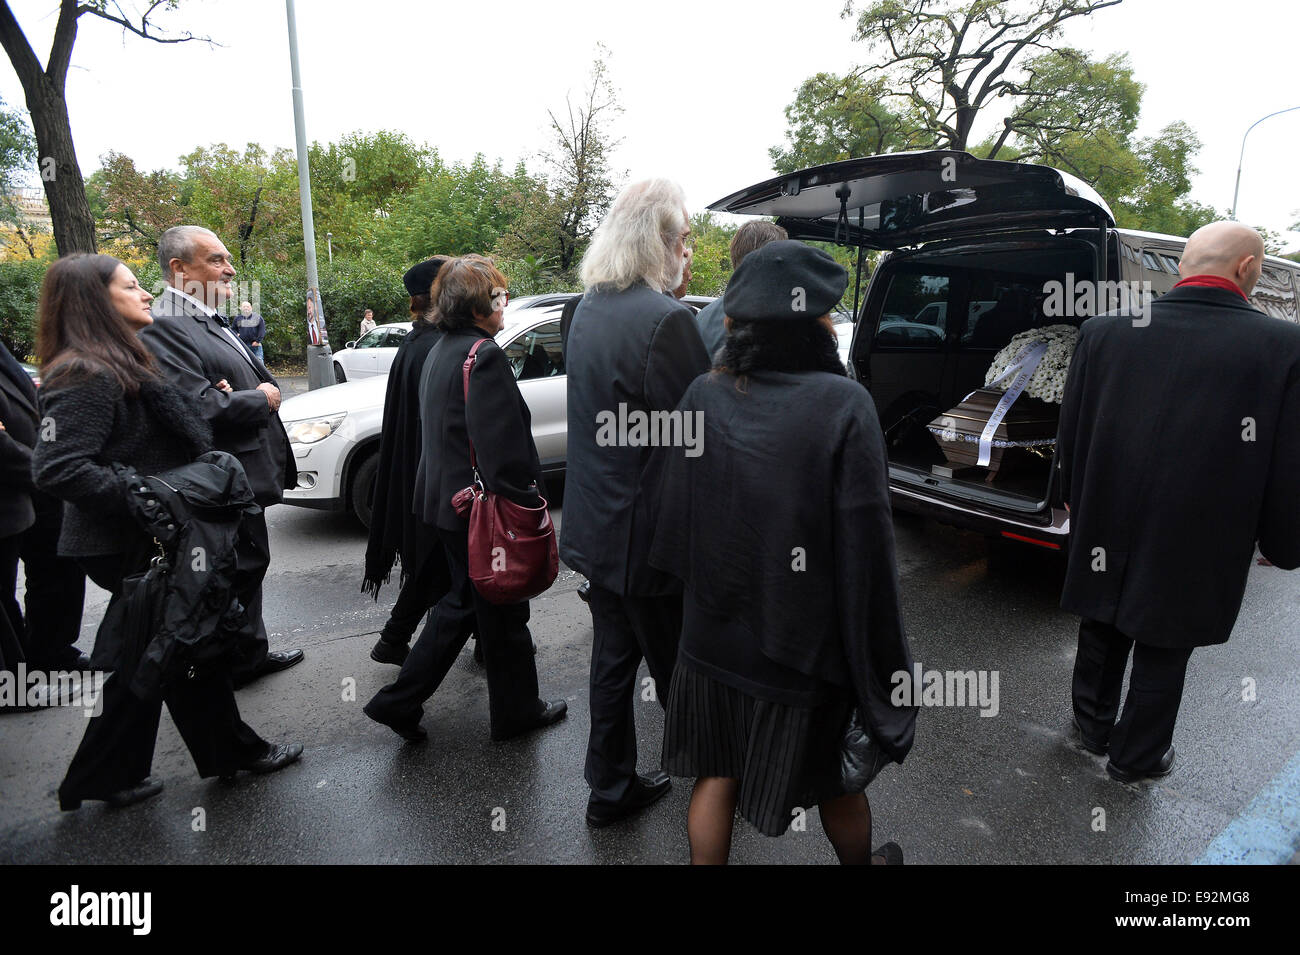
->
[364,257,566,743]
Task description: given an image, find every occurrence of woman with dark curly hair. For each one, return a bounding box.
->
[650,240,919,864]
[32,253,300,811]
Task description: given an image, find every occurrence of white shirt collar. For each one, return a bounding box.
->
[167,284,220,318]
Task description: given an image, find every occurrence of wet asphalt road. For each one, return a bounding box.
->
[3,489,1298,865]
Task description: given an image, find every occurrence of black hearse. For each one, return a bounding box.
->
[710,150,1300,550]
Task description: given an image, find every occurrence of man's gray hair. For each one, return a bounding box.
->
[157,225,218,282]
[580,179,688,293]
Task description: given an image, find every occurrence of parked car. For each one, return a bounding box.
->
[285,300,569,526]
[710,149,1300,550]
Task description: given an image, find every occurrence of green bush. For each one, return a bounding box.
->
[0,258,47,360]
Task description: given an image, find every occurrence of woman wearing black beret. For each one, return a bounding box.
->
[650,240,919,864]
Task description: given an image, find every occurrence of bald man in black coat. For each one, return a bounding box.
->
[1059,221,1300,783]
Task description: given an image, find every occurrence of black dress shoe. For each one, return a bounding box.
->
[106,777,164,808]
[492,699,567,741]
[586,772,672,828]
[1071,716,1108,756]
[1107,746,1176,783]
[871,841,904,865]
[221,743,304,780]
[577,580,591,603]
[234,649,305,688]
[363,702,427,742]
[370,638,408,666]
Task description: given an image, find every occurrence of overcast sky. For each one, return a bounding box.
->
[3,0,1298,249]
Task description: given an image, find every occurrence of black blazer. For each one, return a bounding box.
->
[413,326,543,533]
[1058,285,1300,648]
[0,343,38,538]
[140,288,295,505]
[559,284,709,595]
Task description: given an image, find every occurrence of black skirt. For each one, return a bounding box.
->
[663,661,861,837]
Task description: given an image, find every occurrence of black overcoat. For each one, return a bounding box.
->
[141,288,295,506]
[649,369,918,763]
[413,327,544,532]
[0,343,38,538]
[1058,285,1300,648]
[560,284,709,596]
[362,321,446,596]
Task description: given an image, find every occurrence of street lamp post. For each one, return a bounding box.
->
[1231,105,1300,220]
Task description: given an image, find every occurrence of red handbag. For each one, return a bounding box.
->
[450,338,558,604]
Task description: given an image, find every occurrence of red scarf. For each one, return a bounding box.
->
[1173,274,1249,301]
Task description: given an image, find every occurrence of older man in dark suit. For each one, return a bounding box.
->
[140,226,303,687]
[562,179,710,826]
[1059,221,1300,783]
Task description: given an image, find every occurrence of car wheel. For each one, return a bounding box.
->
[350,452,378,529]
[333,361,347,384]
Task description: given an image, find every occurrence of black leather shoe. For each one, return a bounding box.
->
[224,742,303,779]
[1107,746,1176,783]
[586,772,672,828]
[106,777,164,808]
[363,703,427,742]
[234,649,305,688]
[370,638,408,666]
[492,699,567,741]
[1071,716,1108,756]
[871,841,904,865]
[577,580,591,603]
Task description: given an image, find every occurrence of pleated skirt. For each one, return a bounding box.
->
[662,661,857,837]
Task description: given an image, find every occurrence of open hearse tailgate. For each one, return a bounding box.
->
[708,150,1114,249]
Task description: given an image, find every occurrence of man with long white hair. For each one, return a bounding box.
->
[561,179,710,827]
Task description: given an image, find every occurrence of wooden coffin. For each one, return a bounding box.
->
[927,388,1058,477]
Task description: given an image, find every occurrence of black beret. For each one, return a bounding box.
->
[722,240,848,322]
[402,257,445,297]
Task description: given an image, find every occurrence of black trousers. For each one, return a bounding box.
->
[58,554,268,809]
[229,510,271,681]
[379,534,457,647]
[1072,618,1193,773]
[0,534,24,671]
[584,583,682,804]
[365,527,541,739]
[18,491,86,668]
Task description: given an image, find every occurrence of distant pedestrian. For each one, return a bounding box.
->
[1060,221,1300,783]
[562,179,709,827]
[694,221,787,359]
[365,257,565,742]
[234,300,265,362]
[32,253,302,810]
[651,241,918,864]
[362,256,470,664]
[142,227,304,689]
[359,308,376,338]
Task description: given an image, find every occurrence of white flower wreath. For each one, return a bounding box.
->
[983,324,1079,405]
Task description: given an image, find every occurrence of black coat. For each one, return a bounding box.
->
[1058,285,1300,648]
[140,288,295,505]
[363,321,445,596]
[413,326,544,532]
[32,370,212,557]
[560,284,710,595]
[0,343,38,538]
[650,369,918,763]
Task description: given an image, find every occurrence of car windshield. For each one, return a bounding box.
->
[355,328,386,348]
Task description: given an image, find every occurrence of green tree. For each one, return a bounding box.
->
[771,73,921,173]
[0,0,213,254]
[0,94,39,257]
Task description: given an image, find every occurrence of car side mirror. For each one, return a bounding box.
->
[345,341,356,349]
